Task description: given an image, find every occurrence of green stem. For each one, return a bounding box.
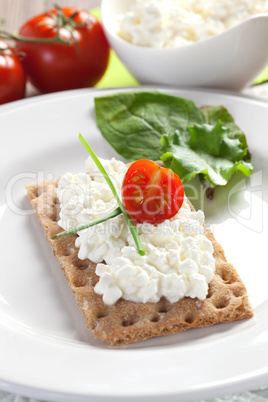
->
[0,29,72,46]
[0,45,25,59]
[52,207,122,239]
[79,133,145,256]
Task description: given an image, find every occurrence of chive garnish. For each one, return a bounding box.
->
[79,133,145,256]
[52,134,145,257]
[52,207,122,239]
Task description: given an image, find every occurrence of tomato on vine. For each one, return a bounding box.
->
[122,160,184,225]
[0,39,26,105]
[10,7,110,93]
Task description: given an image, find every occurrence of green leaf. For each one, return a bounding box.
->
[200,105,251,161]
[94,91,254,195]
[160,127,253,188]
[94,91,204,161]
[187,120,247,161]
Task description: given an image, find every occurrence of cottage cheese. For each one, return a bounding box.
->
[57,157,215,305]
[117,0,268,48]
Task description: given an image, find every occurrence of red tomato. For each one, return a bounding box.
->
[122,160,184,225]
[16,7,110,93]
[0,40,26,105]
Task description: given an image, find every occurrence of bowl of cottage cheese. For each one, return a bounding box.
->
[101,0,268,90]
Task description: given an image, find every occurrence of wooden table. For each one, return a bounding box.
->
[0,0,101,32]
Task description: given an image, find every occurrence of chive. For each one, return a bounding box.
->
[52,207,122,239]
[79,133,145,256]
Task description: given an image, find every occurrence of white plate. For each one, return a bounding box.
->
[0,87,267,402]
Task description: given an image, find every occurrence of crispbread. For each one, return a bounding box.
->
[26,180,253,345]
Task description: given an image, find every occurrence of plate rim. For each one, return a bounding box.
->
[1,85,268,402]
[1,84,268,114]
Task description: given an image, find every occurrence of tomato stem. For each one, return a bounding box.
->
[0,29,73,46]
[0,44,26,59]
[79,133,145,257]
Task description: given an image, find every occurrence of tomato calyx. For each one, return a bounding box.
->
[50,4,93,29]
[43,5,94,50]
[0,5,92,48]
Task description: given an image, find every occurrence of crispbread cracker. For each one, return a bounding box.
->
[26,180,253,345]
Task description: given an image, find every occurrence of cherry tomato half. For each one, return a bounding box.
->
[16,7,110,93]
[122,160,184,225]
[0,40,26,105]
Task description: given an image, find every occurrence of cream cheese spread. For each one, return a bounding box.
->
[116,0,268,48]
[57,157,215,306]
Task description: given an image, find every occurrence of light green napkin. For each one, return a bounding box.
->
[91,8,139,88]
[96,49,139,88]
[254,64,268,85]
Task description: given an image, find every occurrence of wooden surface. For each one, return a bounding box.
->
[0,0,101,32]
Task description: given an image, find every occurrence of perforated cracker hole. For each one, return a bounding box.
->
[232,286,246,298]
[50,212,57,222]
[157,305,169,314]
[75,259,89,270]
[219,270,237,284]
[206,287,213,299]
[61,247,75,257]
[184,312,196,324]
[97,311,109,319]
[121,317,139,327]
[34,187,44,198]
[54,236,75,257]
[214,298,229,309]
[72,276,89,288]
[150,314,161,323]
[53,196,60,205]
[72,254,89,271]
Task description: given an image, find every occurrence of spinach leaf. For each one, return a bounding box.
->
[94,91,204,161]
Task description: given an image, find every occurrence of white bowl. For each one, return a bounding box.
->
[101,0,268,91]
